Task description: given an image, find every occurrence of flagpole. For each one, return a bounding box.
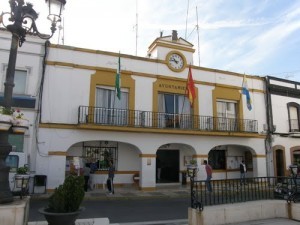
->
[239,74,244,103]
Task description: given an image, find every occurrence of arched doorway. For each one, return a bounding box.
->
[156,143,196,184]
[156,149,179,183]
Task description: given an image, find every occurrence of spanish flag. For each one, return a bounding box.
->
[186,65,196,107]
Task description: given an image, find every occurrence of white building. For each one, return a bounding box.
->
[265,76,300,177]
[1,29,271,192]
[0,29,46,185]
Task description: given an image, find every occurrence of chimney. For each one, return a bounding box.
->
[172,30,178,41]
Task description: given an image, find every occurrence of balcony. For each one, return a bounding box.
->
[78,106,258,133]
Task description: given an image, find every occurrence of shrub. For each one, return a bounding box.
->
[48,175,85,213]
[16,166,29,174]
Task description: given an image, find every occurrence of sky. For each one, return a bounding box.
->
[1,0,300,81]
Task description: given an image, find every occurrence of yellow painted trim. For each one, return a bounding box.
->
[93,170,139,175]
[165,51,187,72]
[152,77,199,128]
[253,154,266,158]
[48,44,263,81]
[139,187,156,191]
[46,61,264,94]
[212,86,245,131]
[139,154,156,158]
[148,41,195,53]
[48,151,67,156]
[89,70,135,110]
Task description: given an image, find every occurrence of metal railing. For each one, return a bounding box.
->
[190,176,300,210]
[78,106,258,133]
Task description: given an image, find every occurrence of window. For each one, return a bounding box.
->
[5,155,19,172]
[208,150,226,170]
[8,134,24,152]
[292,150,300,165]
[288,103,299,132]
[14,70,27,94]
[217,100,237,131]
[2,69,27,94]
[95,86,128,125]
[83,146,118,171]
[158,93,191,128]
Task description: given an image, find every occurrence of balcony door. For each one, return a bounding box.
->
[158,93,191,128]
[95,86,128,125]
[217,100,237,131]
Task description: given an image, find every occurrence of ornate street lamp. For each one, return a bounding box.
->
[187,164,203,211]
[0,0,66,204]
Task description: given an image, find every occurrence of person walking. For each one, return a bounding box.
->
[240,160,247,185]
[204,160,213,192]
[107,160,115,194]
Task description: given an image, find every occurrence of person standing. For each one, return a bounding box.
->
[83,163,91,192]
[108,160,115,194]
[156,158,161,181]
[204,160,213,192]
[240,160,247,185]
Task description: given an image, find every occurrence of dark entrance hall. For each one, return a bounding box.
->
[156,149,179,183]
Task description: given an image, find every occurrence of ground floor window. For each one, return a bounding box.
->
[208,150,226,170]
[8,134,24,152]
[83,146,118,171]
[292,150,300,165]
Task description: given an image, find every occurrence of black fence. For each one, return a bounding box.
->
[190,176,300,210]
[78,106,258,133]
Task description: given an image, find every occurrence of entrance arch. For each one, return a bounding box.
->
[66,140,141,188]
[272,145,286,177]
[208,144,255,180]
[156,143,196,184]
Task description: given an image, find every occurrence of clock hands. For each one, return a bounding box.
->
[170,58,179,64]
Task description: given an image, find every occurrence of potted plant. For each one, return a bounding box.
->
[14,166,30,196]
[0,106,14,130]
[39,175,85,225]
[12,109,29,133]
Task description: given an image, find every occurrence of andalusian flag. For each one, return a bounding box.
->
[186,65,196,107]
[242,75,252,111]
[115,55,121,100]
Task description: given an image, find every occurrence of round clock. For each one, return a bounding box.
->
[166,52,186,72]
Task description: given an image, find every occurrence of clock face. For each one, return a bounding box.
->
[167,53,185,71]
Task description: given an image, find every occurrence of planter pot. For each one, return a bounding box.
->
[12,125,28,134]
[0,114,13,131]
[13,118,29,126]
[14,174,30,188]
[0,121,12,131]
[39,207,85,225]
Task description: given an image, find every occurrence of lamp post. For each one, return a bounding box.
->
[187,164,203,211]
[0,0,66,204]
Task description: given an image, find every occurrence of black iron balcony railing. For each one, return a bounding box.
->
[78,106,258,133]
[190,176,300,209]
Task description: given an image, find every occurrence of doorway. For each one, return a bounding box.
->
[156,149,179,183]
[275,149,285,177]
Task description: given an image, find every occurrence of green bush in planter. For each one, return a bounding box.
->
[48,175,85,213]
[16,166,29,174]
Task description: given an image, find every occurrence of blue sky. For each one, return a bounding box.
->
[2,0,300,81]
